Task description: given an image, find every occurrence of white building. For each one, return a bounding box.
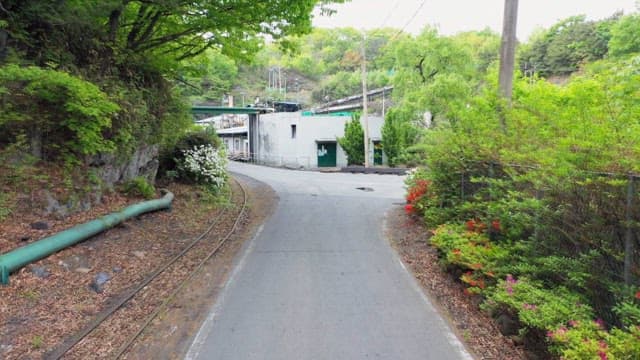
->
[254,112,385,169]
[218,125,249,159]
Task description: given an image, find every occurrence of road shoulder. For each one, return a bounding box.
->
[385,206,525,359]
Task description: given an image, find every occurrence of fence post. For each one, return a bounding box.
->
[460,171,465,202]
[534,188,543,243]
[624,175,635,285]
[488,162,495,202]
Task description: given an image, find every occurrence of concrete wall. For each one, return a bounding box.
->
[256,112,384,169]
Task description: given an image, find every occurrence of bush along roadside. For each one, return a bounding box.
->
[404,167,640,359]
[159,129,228,193]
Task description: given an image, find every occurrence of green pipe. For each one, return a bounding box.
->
[0,191,174,285]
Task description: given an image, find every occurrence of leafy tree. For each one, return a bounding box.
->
[179,50,239,105]
[0,65,119,161]
[337,113,364,165]
[609,13,640,57]
[381,108,419,167]
[519,14,620,77]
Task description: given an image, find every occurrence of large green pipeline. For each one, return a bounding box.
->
[0,191,174,284]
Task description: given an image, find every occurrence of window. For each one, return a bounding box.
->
[291,124,297,139]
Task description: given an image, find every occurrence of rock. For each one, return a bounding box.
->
[43,191,68,218]
[132,251,145,259]
[94,145,159,187]
[74,267,92,274]
[112,266,123,273]
[30,221,49,230]
[1,344,13,355]
[496,312,520,336]
[29,265,50,279]
[89,272,111,293]
[20,236,31,242]
[61,254,91,272]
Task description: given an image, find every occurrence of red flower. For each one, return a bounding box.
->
[635,290,640,300]
[466,219,476,231]
[491,220,501,232]
[404,204,414,214]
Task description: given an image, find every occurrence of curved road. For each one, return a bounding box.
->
[186,162,472,360]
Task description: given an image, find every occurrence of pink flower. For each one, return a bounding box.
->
[506,286,514,296]
[522,303,537,311]
[506,274,518,284]
[598,351,608,360]
[594,318,605,329]
[568,320,579,327]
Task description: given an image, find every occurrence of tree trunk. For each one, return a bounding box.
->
[0,29,7,62]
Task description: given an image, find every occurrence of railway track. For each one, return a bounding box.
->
[45,177,248,360]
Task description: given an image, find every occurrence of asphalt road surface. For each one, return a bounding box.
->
[186,162,472,360]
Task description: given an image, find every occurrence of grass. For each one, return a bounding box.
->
[31,335,43,349]
[0,191,14,221]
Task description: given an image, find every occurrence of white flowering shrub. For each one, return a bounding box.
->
[177,144,227,189]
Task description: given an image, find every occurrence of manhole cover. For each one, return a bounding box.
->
[356,187,374,192]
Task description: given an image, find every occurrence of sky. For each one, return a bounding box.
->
[312,0,638,40]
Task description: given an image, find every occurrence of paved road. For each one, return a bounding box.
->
[186,162,472,360]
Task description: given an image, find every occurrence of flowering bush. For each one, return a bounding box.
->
[430,224,510,294]
[404,168,431,215]
[177,144,227,190]
[484,276,594,332]
[547,320,640,359]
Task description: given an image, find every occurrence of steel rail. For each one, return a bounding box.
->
[45,177,247,360]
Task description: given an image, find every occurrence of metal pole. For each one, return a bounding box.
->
[624,176,635,285]
[382,88,386,119]
[498,0,519,103]
[361,31,370,168]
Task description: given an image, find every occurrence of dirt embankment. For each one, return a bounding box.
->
[0,175,277,360]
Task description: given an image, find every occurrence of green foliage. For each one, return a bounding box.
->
[31,335,43,349]
[0,192,13,221]
[547,321,640,359]
[519,14,619,77]
[123,177,156,199]
[398,25,640,356]
[177,144,228,191]
[160,128,222,177]
[337,113,364,165]
[608,13,640,57]
[381,108,420,167]
[0,65,119,161]
[179,49,239,105]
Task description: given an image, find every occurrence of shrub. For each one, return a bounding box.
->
[123,177,156,199]
[159,128,222,176]
[0,65,119,162]
[485,276,594,332]
[337,113,364,165]
[430,224,511,293]
[176,144,227,190]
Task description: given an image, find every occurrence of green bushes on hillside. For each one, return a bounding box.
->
[404,54,640,358]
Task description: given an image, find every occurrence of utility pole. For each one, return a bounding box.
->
[361,31,370,168]
[499,0,519,103]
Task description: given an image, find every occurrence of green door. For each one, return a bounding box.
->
[317,142,337,167]
[373,142,383,166]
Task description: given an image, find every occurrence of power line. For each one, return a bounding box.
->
[379,0,402,28]
[392,0,428,39]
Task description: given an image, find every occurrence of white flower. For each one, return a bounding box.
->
[178,144,227,189]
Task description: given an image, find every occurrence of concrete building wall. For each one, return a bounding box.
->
[256,112,384,169]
